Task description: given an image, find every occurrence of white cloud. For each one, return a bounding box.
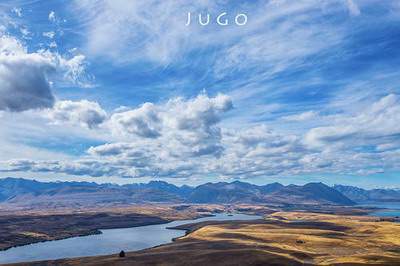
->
[88,142,134,157]
[57,54,93,87]
[304,94,400,150]
[164,93,232,130]
[2,86,399,180]
[376,143,400,152]
[110,103,161,138]
[47,100,107,129]
[1,159,123,178]
[346,0,361,16]
[109,93,232,156]
[43,31,55,39]
[72,0,257,64]
[20,27,30,38]
[49,41,57,48]
[71,0,356,72]
[0,35,56,111]
[214,1,346,78]
[11,8,22,17]
[0,35,91,112]
[73,0,196,63]
[48,11,56,22]
[0,34,27,57]
[13,93,234,179]
[282,111,318,122]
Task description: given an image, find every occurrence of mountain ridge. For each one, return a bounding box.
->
[1,177,396,207]
[334,184,400,203]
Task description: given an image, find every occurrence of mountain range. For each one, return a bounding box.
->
[0,177,398,208]
[334,185,400,203]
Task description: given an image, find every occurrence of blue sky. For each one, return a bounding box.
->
[0,0,399,188]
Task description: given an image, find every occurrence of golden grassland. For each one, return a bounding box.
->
[6,211,400,266]
[182,212,400,265]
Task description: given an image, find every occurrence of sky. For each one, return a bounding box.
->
[0,0,399,188]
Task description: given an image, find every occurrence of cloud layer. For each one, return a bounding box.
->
[2,93,399,180]
[0,0,399,186]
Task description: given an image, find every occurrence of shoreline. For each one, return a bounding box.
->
[0,204,397,264]
[0,204,384,252]
[0,212,260,265]
[0,211,216,253]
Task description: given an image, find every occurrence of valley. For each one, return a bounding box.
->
[4,211,400,266]
[0,178,399,265]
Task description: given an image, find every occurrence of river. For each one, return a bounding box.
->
[0,212,261,264]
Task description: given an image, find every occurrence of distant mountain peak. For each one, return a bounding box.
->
[2,177,396,206]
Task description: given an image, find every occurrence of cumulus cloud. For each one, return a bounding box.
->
[88,142,134,157]
[164,93,233,131]
[0,35,91,112]
[35,93,234,178]
[0,35,56,111]
[3,94,400,180]
[48,100,107,129]
[110,103,161,138]
[108,93,233,157]
[85,114,305,179]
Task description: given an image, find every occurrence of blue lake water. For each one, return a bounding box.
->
[0,213,261,264]
[358,202,400,217]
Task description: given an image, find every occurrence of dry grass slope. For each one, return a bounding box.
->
[6,211,400,266]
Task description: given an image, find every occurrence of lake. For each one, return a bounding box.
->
[0,213,261,264]
[358,202,400,217]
